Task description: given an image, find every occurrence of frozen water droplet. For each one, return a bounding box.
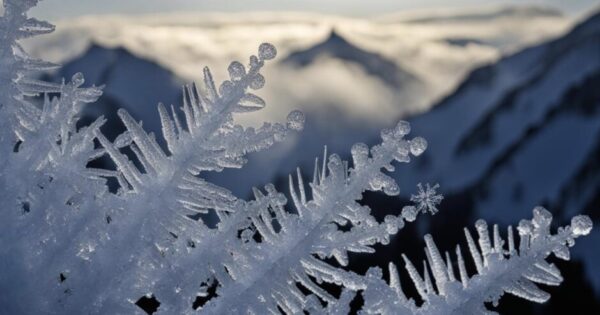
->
[328,154,342,169]
[258,43,277,60]
[369,174,386,190]
[219,80,234,96]
[394,121,411,136]
[351,143,369,167]
[249,74,265,90]
[249,55,260,68]
[228,61,246,80]
[518,219,534,235]
[265,183,276,194]
[410,137,427,156]
[402,206,417,222]
[71,72,84,86]
[571,215,592,236]
[384,215,400,234]
[351,143,369,158]
[286,110,305,131]
[475,219,487,231]
[532,206,552,228]
[383,182,400,196]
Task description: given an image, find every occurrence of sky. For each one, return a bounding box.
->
[30,0,599,21]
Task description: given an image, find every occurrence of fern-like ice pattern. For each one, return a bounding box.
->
[0,1,593,314]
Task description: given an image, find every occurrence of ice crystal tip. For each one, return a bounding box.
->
[571,215,593,236]
[532,206,553,228]
[401,205,418,222]
[71,72,85,86]
[410,137,427,156]
[394,120,411,136]
[518,219,534,235]
[258,43,277,60]
[228,61,246,80]
[249,73,265,90]
[286,110,305,131]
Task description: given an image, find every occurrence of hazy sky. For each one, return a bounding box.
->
[31,0,599,21]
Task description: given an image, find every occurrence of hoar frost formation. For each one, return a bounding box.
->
[0,1,593,314]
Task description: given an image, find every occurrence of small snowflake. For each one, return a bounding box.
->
[410,183,443,215]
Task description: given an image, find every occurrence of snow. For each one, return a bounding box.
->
[478,112,600,224]
[0,0,595,313]
[391,10,600,202]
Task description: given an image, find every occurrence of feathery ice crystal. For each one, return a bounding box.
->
[0,1,593,314]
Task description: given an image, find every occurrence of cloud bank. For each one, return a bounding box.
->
[23,6,572,126]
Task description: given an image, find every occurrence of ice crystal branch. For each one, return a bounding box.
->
[0,1,110,313]
[0,1,594,314]
[361,207,593,314]
[62,43,306,313]
[193,122,432,314]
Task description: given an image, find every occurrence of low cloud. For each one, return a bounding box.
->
[22,8,572,126]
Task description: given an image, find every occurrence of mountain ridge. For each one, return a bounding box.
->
[282,29,420,89]
[52,43,184,140]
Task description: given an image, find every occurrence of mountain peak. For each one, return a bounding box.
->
[85,43,135,59]
[283,29,419,88]
[325,29,348,44]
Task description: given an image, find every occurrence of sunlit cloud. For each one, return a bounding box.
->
[22,7,573,126]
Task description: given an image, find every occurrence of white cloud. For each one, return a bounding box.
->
[21,8,573,125]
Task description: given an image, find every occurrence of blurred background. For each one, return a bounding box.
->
[20,0,600,313]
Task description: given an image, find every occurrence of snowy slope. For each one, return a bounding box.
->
[476,72,600,223]
[397,11,600,193]
[397,10,600,293]
[474,70,600,293]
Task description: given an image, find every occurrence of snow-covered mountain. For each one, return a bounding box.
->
[400,9,600,191]
[283,30,420,89]
[398,9,600,291]
[48,43,183,140]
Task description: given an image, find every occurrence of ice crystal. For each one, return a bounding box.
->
[361,207,593,314]
[411,183,444,215]
[0,1,593,314]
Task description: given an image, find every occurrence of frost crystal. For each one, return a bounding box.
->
[571,215,593,236]
[411,183,444,214]
[409,137,428,156]
[361,207,593,314]
[286,110,305,131]
[401,205,418,222]
[258,42,277,60]
[0,1,592,314]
